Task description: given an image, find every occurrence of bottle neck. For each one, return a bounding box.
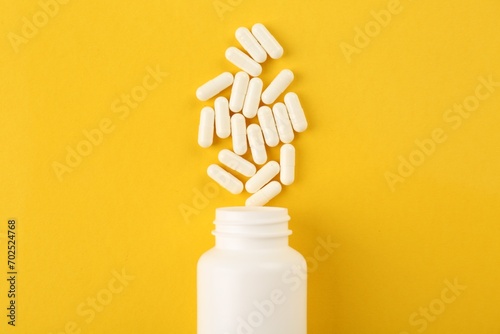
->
[215,235,289,249]
[212,207,292,250]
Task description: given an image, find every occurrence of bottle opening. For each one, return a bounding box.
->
[213,206,292,240]
[215,206,290,225]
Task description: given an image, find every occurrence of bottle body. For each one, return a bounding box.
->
[197,207,307,334]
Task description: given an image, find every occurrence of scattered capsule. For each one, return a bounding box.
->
[198,107,214,148]
[207,164,244,195]
[280,144,295,185]
[257,106,279,147]
[215,97,231,139]
[245,160,280,193]
[262,69,294,105]
[196,72,233,101]
[246,181,282,206]
[229,71,250,112]
[284,92,308,132]
[272,103,294,144]
[235,27,267,63]
[218,149,256,177]
[251,23,284,59]
[231,114,247,155]
[225,47,262,77]
[247,124,267,165]
[242,77,263,118]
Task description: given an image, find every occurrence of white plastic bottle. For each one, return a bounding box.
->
[197,207,307,334]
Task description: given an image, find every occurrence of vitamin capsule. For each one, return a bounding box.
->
[196,72,233,101]
[225,47,262,77]
[207,164,244,195]
[280,144,295,185]
[218,149,256,177]
[246,181,282,206]
[245,161,280,193]
[261,69,294,105]
[198,107,214,148]
[229,72,250,112]
[251,23,284,59]
[235,27,267,63]
[257,106,279,147]
[215,97,231,139]
[272,103,294,143]
[284,92,308,132]
[247,124,267,165]
[231,114,247,155]
[242,77,263,118]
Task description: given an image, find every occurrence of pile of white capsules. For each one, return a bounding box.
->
[196,23,307,206]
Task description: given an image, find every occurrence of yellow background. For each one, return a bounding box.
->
[1,0,499,333]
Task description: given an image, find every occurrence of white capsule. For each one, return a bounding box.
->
[207,164,244,195]
[196,72,233,101]
[245,160,280,193]
[261,69,294,105]
[251,23,284,59]
[247,124,267,165]
[280,144,295,185]
[257,106,279,147]
[229,72,250,112]
[235,27,267,63]
[242,77,263,118]
[218,149,256,177]
[272,103,294,144]
[284,92,308,132]
[215,97,231,139]
[198,107,214,148]
[225,47,262,77]
[231,114,247,155]
[246,181,282,206]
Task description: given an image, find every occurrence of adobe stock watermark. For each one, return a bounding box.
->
[385,75,499,191]
[398,278,466,334]
[180,121,288,224]
[213,0,245,21]
[52,65,168,182]
[179,181,221,223]
[7,0,72,54]
[340,0,407,64]
[179,147,270,223]
[227,235,340,334]
[181,116,288,223]
[48,268,135,334]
